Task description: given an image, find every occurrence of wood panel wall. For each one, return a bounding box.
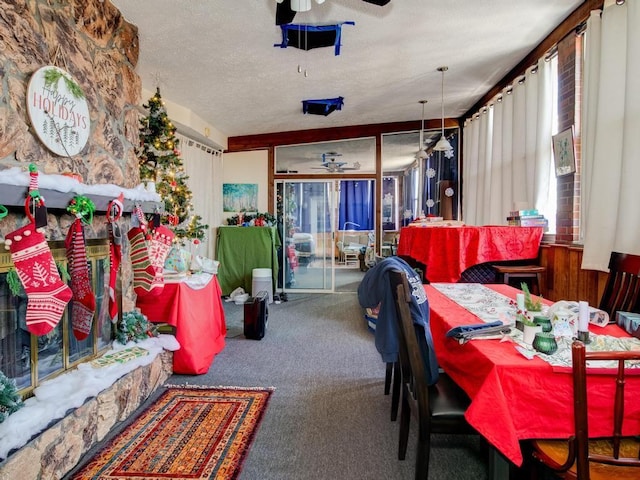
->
[539,243,608,306]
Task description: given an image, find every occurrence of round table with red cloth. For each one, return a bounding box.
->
[397,225,544,283]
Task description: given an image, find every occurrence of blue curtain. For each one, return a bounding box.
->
[339,180,374,230]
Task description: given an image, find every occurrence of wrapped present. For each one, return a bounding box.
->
[164,246,191,273]
[616,311,640,339]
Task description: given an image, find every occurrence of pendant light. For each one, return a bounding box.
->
[416,100,428,160]
[433,66,453,152]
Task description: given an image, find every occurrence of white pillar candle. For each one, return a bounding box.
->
[578,301,589,332]
[516,293,525,311]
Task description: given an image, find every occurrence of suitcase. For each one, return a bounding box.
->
[244,291,269,340]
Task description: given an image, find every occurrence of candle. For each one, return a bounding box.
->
[516,293,525,312]
[578,301,589,332]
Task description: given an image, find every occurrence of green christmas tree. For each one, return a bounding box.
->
[137,88,208,242]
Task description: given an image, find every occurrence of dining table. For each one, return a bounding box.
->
[397,225,544,283]
[425,282,640,479]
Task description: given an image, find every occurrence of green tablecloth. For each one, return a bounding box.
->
[216,226,280,296]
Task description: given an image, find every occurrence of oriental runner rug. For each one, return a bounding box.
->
[71,385,273,480]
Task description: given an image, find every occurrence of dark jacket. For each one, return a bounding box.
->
[357,256,439,385]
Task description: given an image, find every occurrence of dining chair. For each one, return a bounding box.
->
[389,270,475,479]
[598,251,640,319]
[531,340,640,480]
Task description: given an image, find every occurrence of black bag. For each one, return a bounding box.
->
[244,291,269,340]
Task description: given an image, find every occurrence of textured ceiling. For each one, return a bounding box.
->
[110,0,583,141]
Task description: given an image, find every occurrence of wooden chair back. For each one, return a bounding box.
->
[388,270,474,479]
[572,340,640,479]
[388,270,428,419]
[598,252,640,319]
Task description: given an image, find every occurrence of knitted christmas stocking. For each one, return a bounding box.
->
[107,195,123,321]
[128,226,158,297]
[148,225,175,294]
[4,223,73,336]
[65,218,96,340]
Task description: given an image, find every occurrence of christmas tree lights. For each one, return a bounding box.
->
[137,88,208,242]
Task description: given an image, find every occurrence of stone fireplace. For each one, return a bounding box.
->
[0,0,172,476]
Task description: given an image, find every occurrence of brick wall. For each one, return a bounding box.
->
[555,33,582,242]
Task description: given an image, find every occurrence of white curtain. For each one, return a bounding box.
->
[176,133,223,259]
[581,0,640,271]
[462,57,556,227]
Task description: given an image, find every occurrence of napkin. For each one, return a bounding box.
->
[446,321,511,341]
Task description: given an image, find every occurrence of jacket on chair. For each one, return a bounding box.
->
[357,256,439,385]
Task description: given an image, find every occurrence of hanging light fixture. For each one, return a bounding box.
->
[416,100,428,160]
[277,0,326,12]
[433,66,453,152]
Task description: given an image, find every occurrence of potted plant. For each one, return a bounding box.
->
[521,282,543,312]
[518,312,542,345]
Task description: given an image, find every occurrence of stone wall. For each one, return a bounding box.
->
[0,0,143,310]
[0,351,173,480]
[0,1,174,476]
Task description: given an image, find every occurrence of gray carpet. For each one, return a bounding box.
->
[67,290,489,479]
[176,292,488,480]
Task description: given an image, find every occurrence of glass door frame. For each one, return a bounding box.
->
[277,179,336,294]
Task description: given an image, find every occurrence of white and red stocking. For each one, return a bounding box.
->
[65,218,96,340]
[4,223,73,336]
[148,225,175,295]
[128,226,158,297]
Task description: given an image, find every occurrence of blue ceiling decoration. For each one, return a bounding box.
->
[275,22,355,56]
[302,97,344,116]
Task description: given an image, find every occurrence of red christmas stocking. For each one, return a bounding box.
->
[4,223,73,336]
[148,225,174,294]
[128,226,158,297]
[107,195,123,321]
[65,218,96,340]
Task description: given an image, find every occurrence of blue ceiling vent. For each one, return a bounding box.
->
[275,22,355,56]
[302,97,344,116]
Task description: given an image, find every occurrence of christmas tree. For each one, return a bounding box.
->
[0,370,23,424]
[137,88,208,242]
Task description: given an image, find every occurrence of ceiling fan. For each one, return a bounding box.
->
[311,152,361,173]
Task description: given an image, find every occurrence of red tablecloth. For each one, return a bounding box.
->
[426,283,640,466]
[137,274,226,374]
[397,226,544,282]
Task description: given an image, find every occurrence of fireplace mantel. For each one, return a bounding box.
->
[0,184,162,214]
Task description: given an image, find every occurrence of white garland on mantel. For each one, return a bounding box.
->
[0,167,161,203]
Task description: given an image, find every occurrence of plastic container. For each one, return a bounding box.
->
[252,268,273,304]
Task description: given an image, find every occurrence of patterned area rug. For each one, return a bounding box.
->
[71,385,273,480]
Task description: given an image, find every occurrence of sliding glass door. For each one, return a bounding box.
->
[277,181,335,293]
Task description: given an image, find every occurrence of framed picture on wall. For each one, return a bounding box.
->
[552,127,576,177]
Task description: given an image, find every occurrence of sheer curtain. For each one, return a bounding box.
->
[581,0,640,271]
[463,57,556,228]
[176,133,222,259]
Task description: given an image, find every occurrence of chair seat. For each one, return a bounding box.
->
[493,265,546,275]
[493,264,546,295]
[532,437,640,480]
[429,373,472,422]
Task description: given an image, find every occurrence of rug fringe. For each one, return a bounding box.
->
[163,383,275,392]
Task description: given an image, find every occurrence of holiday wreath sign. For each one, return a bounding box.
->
[26,65,90,157]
